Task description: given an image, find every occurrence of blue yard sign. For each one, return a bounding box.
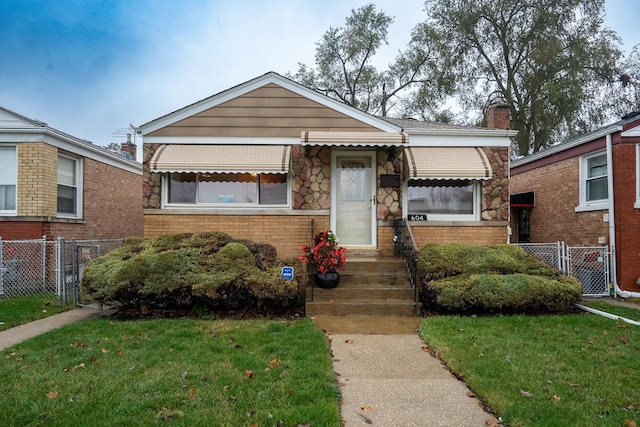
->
[281,266,294,280]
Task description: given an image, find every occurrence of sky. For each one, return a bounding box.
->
[1,0,639,160]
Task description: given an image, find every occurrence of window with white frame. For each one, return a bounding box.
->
[57,154,82,216]
[406,179,479,221]
[577,151,608,211]
[166,172,288,206]
[0,146,17,214]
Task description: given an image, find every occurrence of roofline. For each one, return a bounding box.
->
[137,72,402,135]
[402,127,518,137]
[0,106,142,174]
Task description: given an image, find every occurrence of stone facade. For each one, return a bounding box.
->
[143,143,162,209]
[481,146,510,221]
[291,146,331,210]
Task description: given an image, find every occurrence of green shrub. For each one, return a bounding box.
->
[80,232,301,316]
[426,273,582,314]
[418,244,582,314]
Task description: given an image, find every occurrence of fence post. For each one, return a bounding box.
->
[57,237,65,305]
[41,235,47,292]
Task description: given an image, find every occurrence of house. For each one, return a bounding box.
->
[139,72,515,259]
[510,112,640,295]
[0,106,143,240]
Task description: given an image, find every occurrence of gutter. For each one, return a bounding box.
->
[605,133,640,299]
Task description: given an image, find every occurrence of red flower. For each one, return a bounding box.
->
[299,230,347,273]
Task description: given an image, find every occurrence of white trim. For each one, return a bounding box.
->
[56,153,83,219]
[576,150,608,211]
[139,72,401,135]
[331,150,377,248]
[143,136,300,145]
[403,179,481,222]
[622,124,640,137]
[636,144,640,208]
[0,145,17,215]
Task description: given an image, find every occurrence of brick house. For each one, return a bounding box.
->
[510,112,640,294]
[0,106,143,240]
[139,72,515,259]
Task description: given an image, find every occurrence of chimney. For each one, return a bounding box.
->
[487,102,511,130]
[120,133,137,161]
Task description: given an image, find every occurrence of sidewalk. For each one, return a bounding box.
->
[0,307,110,351]
[314,315,498,426]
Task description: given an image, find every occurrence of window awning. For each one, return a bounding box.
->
[403,147,491,180]
[301,131,408,146]
[149,144,291,174]
[510,191,535,207]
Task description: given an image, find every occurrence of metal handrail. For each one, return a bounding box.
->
[393,218,419,302]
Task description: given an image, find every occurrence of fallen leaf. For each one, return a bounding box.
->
[223,385,229,391]
[266,356,282,370]
[361,405,373,412]
[620,335,630,345]
[421,346,431,353]
[245,370,255,378]
[485,417,502,427]
[188,389,195,399]
[520,390,533,398]
[467,391,476,398]
[117,350,124,356]
[552,395,561,401]
[47,391,59,399]
[587,337,595,344]
[626,403,638,411]
[181,371,188,380]
[345,339,353,344]
[617,323,629,329]
[74,341,85,348]
[624,419,637,427]
[101,348,109,354]
[339,382,347,388]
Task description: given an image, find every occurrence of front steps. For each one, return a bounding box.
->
[305,255,422,318]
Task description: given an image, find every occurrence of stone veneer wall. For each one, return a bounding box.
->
[291,146,330,209]
[143,143,162,209]
[481,147,509,221]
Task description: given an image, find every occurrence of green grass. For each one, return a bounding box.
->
[0,294,71,331]
[582,300,640,322]
[0,318,341,427]
[419,312,640,427]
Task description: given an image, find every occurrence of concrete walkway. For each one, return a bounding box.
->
[314,315,497,426]
[0,307,110,351]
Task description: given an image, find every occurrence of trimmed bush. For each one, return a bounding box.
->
[80,232,303,316]
[418,244,582,314]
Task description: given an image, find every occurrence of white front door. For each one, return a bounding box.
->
[331,151,376,248]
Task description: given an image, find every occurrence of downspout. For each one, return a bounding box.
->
[606,133,640,298]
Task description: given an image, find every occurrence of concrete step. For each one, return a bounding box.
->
[336,272,412,288]
[307,286,415,301]
[305,299,421,317]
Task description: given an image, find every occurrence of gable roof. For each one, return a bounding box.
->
[511,112,640,168]
[0,106,141,174]
[138,72,401,136]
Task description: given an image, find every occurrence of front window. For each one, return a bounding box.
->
[166,172,288,206]
[57,155,81,216]
[0,146,17,214]
[406,179,478,221]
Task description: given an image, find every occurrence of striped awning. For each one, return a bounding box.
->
[403,147,491,180]
[301,131,408,146]
[149,144,291,173]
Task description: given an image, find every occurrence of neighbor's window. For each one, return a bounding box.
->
[166,172,288,206]
[57,154,81,216]
[0,146,17,214]
[577,151,608,212]
[406,179,478,220]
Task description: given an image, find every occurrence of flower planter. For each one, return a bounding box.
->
[314,272,340,288]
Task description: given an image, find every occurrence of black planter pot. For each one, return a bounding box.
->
[314,272,340,288]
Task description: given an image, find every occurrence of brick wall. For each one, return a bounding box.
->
[50,157,143,240]
[612,143,640,291]
[412,224,508,246]
[144,213,329,258]
[0,221,47,240]
[510,157,608,245]
[17,142,57,216]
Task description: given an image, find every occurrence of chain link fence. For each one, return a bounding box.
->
[516,242,610,296]
[0,237,123,306]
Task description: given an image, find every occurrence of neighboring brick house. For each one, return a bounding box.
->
[139,72,515,258]
[510,112,640,294]
[0,106,143,240]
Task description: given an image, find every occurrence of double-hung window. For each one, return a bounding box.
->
[406,179,479,221]
[57,154,82,217]
[166,172,288,206]
[0,146,17,214]
[577,151,608,211]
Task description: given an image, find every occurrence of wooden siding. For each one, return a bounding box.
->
[149,84,379,138]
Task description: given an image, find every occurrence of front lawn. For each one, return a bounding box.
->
[0,318,341,427]
[0,294,71,331]
[419,312,640,427]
